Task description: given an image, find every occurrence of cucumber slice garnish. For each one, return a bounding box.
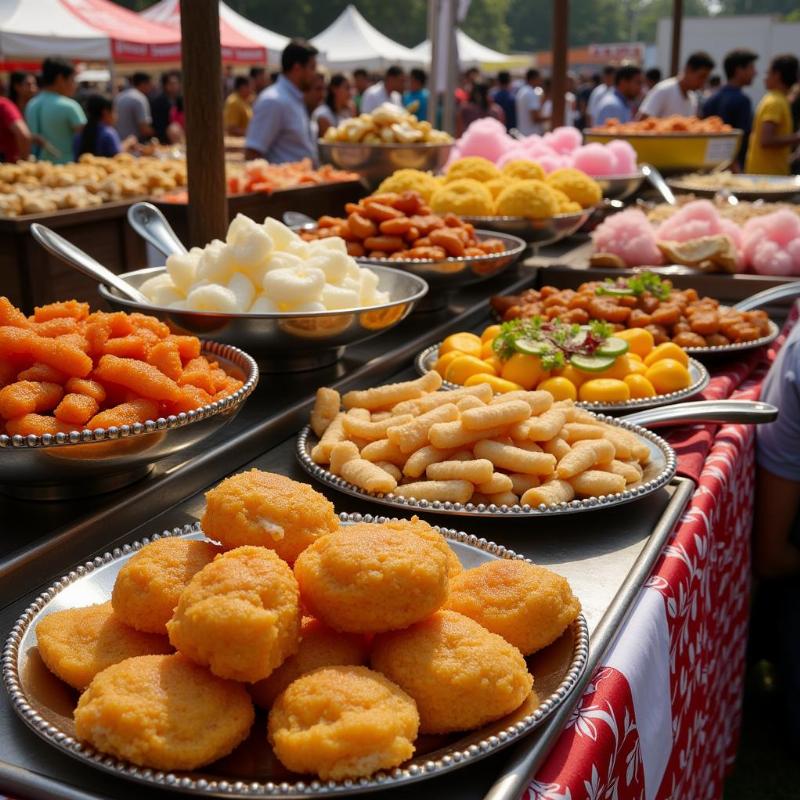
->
[600,286,634,296]
[570,353,617,372]
[596,337,629,357]
[514,337,552,356]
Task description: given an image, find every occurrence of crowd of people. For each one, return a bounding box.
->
[2,40,800,175]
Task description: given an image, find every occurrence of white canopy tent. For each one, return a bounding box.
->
[312,5,420,72]
[412,29,511,68]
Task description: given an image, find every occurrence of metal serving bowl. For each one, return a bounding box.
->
[594,169,645,201]
[318,140,453,188]
[98,265,428,371]
[666,173,800,201]
[0,342,258,501]
[462,207,594,246]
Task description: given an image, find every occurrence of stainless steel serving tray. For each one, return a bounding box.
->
[3,518,588,798]
[683,319,779,357]
[296,416,676,518]
[413,343,710,414]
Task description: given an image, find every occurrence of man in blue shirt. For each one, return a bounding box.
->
[403,68,429,122]
[593,65,643,126]
[702,49,757,169]
[491,71,516,131]
[245,39,318,164]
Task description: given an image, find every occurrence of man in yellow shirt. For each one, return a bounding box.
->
[745,54,800,175]
[223,76,253,137]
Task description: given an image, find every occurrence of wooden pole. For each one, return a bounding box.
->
[427,0,440,127]
[670,0,683,77]
[550,0,569,128]
[180,0,228,247]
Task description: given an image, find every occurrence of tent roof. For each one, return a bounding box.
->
[312,4,419,71]
[0,0,183,62]
[412,29,511,66]
[141,0,271,65]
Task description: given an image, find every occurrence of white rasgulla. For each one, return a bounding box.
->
[227,273,255,311]
[264,217,302,251]
[227,214,273,270]
[306,251,349,285]
[249,294,279,313]
[186,283,239,313]
[196,240,232,284]
[165,252,199,294]
[322,284,359,310]
[140,273,185,306]
[262,266,326,305]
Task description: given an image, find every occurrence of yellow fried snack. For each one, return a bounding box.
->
[294,523,449,633]
[501,160,545,181]
[545,168,601,208]
[444,560,581,655]
[494,180,558,219]
[268,665,419,780]
[75,654,254,770]
[371,610,533,733]
[250,617,369,709]
[377,516,463,579]
[201,470,338,564]
[431,179,494,216]
[36,602,172,691]
[111,538,221,634]
[167,546,300,682]
[444,156,501,184]
[376,169,440,202]
[310,387,341,438]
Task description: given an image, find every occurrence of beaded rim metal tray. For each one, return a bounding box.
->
[2,518,589,798]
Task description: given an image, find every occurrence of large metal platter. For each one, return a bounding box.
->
[297,418,676,518]
[3,519,588,798]
[666,173,800,201]
[414,343,710,414]
[682,320,780,357]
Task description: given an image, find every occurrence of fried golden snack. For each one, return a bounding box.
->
[111,538,221,634]
[268,665,419,780]
[371,610,533,733]
[444,560,580,655]
[167,546,300,683]
[36,602,172,690]
[75,654,254,770]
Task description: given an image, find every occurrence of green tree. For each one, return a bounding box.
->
[461,0,512,53]
[629,0,710,43]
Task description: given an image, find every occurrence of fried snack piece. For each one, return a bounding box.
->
[0,380,63,418]
[94,355,181,402]
[250,617,369,709]
[201,470,338,564]
[112,538,222,634]
[268,665,419,780]
[294,523,449,633]
[5,413,75,437]
[53,392,99,426]
[444,560,580,655]
[75,654,254,770]
[167,546,300,682]
[371,610,533,733]
[86,398,159,429]
[381,516,463,579]
[36,602,172,690]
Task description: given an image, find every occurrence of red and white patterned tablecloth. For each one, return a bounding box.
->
[529,325,790,800]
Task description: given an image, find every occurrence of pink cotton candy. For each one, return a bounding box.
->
[591,208,664,266]
[719,218,743,251]
[741,210,800,275]
[749,240,797,276]
[459,118,514,163]
[537,153,571,174]
[605,139,638,174]
[548,126,583,154]
[656,200,726,242]
[572,143,617,176]
[496,146,531,168]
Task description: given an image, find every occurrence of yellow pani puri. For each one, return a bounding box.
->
[444,560,581,655]
[167,546,300,683]
[268,665,419,780]
[36,601,172,691]
[201,470,338,564]
[74,654,254,771]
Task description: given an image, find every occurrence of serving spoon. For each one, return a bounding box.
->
[127,201,188,259]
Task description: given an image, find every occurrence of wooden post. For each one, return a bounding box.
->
[670,0,683,77]
[180,0,228,246]
[550,0,569,128]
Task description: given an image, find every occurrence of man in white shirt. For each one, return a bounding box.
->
[361,66,405,114]
[586,65,615,127]
[515,68,545,136]
[638,51,715,119]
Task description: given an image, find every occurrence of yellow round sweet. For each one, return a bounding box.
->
[376,169,439,202]
[481,324,502,342]
[494,179,558,219]
[644,342,690,368]
[445,354,496,384]
[616,328,654,359]
[440,331,482,358]
[545,168,602,208]
[380,517,463,579]
[465,373,523,393]
[501,159,545,181]
[628,352,643,362]
[577,354,631,381]
[431,178,494,216]
[434,350,462,376]
[553,364,586,387]
[627,358,648,375]
[445,156,501,183]
[644,359,691,394]
[482,355,504,373]
[624,374,657,398]
[480,339,495,359]
[537,376,577,401]
[485,177,514,199]
[500,353,549,390]
[74,654,254,771]
[579,379,631,403]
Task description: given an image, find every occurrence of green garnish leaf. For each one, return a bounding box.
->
[595,271,671,300]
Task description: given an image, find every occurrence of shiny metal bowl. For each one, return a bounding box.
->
[318,140,453,188]
[595,170,645,201]
[98,265,428,371]
[0,342,258,501]
[462,208,594,246]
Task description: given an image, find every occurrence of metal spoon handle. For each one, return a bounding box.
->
[622,399,777,428]
[734,281,800,312]
[30,223,148,304]
[640,163,677,206]
[127,201,188,258]
[282,210,317,230]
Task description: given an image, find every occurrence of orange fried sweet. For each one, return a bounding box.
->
[5,413,75,437]
[94,355,181,402]
[17,363,67,383]
[33,300,89,323]
[65,377,107,404]
[0,326,92,377]
[0,380,63,419]
[0,297,30,328]
[87,399,160,429]
[54,393,100,426]
[146,341,183,381]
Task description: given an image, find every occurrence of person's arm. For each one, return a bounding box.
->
[136,104,155,139]
[9,118,31,159]
[636,86,659,120]
[757,119,800,149]
[754,467,800,578]
[244,97,279,160]
[316,115,332,137]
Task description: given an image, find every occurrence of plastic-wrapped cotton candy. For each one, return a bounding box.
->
[546,126,582,155]
[572,143,617,177]
[656,200,727,243]
[742,210,800,275]
[605,139,638,175]
[591,208,664,266]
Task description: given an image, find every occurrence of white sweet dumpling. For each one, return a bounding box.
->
[322,283,360,310]
[227,273,255,311]
[293,301,327,313]
[264,251,304,273]
[262,266,326,305]
[195,239,231,284]
[306,251,349,285]
[140,272,182,305]
[263,217,302,250]
[249,294,279,313]
[165,251,198,294]
[186,283,239,313]
[227,213,273,272]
